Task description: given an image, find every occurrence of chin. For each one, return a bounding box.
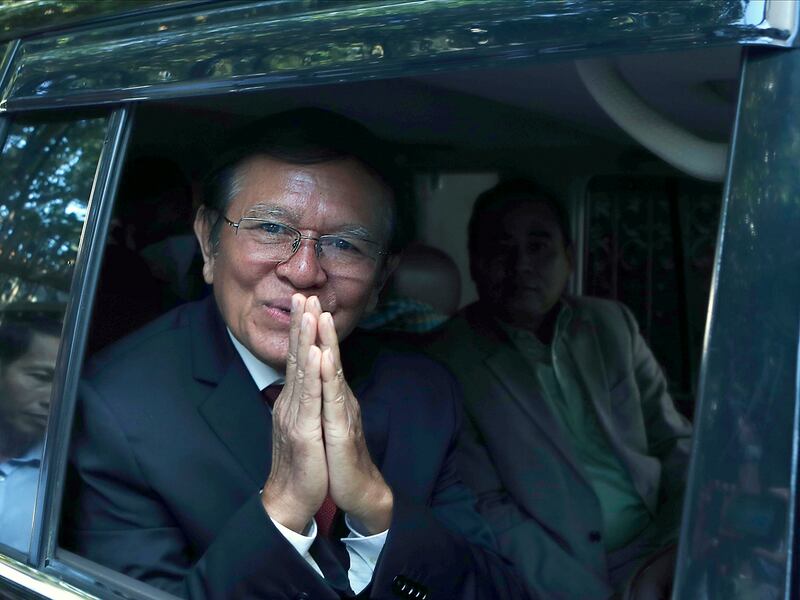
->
[246,333,288,369]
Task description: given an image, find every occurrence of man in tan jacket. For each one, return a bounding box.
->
[428,179,692,599]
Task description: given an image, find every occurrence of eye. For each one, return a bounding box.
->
[323,236,367,256]
[332,237,356,251]
[26,369,54,384]
[259,221,289,235]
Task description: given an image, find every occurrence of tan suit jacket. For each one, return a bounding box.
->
[427,296,692,599]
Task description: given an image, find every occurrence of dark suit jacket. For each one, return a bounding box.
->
[427,298,692,600]
[63,296,524,600]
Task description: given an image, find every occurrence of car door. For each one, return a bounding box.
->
[0,1,798,599]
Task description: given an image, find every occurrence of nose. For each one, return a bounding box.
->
[274,237,328,289]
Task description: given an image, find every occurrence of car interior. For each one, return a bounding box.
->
[3,0,798,594]
[88,44,740,423]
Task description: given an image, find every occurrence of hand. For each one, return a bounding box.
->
[261,294,328,533]
[318,311,393,534]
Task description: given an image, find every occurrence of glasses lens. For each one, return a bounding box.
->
[236,219,382,275]
[238,219,296,260]
[318,235,379,276]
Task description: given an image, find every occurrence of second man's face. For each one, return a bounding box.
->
[473,200,573,330]
[197,156,393,370]
[0,332,59,448]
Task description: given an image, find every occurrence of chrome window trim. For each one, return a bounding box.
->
[0,39,19,93]
[0,0,790,113]
[0,553,96,600]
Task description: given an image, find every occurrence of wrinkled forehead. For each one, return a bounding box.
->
[503,201,561,232]
[232,156,394,240]
[481,198,564,242]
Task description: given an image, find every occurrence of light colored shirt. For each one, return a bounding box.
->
[0,442,43,552]
[228,330,387,594]
[500,306,652,551]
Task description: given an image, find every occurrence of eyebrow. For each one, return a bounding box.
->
[243,204,380,242]
[330,225,376,241]
[243,204,298,221]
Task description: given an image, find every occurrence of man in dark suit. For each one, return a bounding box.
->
[63,111,523,599]
[428,180,693,599]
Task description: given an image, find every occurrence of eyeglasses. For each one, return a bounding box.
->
[223,216,386,276]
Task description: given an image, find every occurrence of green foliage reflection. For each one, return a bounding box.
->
[0,0,188,38]
[0,117,106,307]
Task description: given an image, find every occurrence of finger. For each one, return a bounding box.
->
[317,312,341,366]
[285,294,307,386]
[306,295,322,318]
[294,312,317,395]
[296,344,322,428]
[305,296,322,342]
[321,347,348,431]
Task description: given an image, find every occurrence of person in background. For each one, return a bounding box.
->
[0,311,61,550]
[428,179,693,599]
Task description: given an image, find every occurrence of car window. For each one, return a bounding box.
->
[0,115,107,557]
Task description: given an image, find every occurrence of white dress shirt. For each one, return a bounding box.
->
[227,330,387,594]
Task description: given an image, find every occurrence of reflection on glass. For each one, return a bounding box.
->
[675,49,800,598]
[0,0,194,39]
[0,312,60,551]
[0,116,106,554]
[4,0,754,107]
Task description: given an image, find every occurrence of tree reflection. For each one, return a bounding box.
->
[0,0,191,39]
[0,117,106,307]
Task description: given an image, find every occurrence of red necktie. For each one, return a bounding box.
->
[262,384,339,538]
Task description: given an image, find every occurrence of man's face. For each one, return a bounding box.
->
[472,200,573,329]
[196,156,393,370]
[0,332,59,448]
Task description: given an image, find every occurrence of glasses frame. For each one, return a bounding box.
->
[222,215,387,265]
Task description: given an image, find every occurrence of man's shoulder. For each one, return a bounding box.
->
[431,303,490,342]
[345,335,456,392]
[566,295,634,328]
[426,303,500,363]
[83,299,205,385]
[344,339,460,416]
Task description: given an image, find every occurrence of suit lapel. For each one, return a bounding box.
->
[192,296,273,486]
[465,305,586,482]
[483,344,587,481]
[563,306,612,427]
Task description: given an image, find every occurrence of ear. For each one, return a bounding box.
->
[367,253,401,312]
[193,207,217,285]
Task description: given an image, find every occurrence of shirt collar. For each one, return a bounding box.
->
[1,441,43,469]
[496,299,573,346]
[226,329,284,392]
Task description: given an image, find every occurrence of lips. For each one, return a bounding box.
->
[261,302,291,326]
[23,412,49,425]
[264,299,292,314]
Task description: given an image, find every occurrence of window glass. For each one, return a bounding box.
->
[0,115,107,555]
